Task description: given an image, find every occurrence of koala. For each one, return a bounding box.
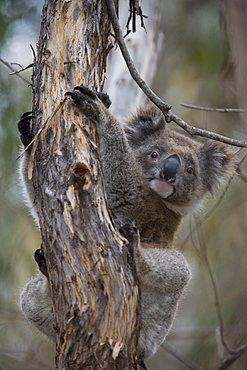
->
[19,86,236,362]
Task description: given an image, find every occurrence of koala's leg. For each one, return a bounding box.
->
[20,249,56,342]
[20,274,55,341]
[136,246,191,359]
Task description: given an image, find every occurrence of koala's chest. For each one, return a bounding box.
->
[138,212,181,249]
[140,224,171,248]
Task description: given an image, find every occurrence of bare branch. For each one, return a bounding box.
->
[218,342,247,370]
[180,103,246,113]
[105,0,247,148]
[194,226,235,356]
[125,0,148,35]
[0,58,31,84]
[9,62,33,75]
[193,215,247,369]
[168,113,247,147]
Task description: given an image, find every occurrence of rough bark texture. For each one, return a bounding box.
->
[30,1,140,369]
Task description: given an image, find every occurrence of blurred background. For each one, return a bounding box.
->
[0,0,246,369]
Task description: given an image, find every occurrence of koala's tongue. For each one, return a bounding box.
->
[150,179,174,199]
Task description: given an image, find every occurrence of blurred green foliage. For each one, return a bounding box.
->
[0,0,246,369]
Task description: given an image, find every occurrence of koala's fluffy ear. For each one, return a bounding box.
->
[125,106,165,147]
[200,141,236,194]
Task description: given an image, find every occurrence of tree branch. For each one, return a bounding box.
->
[105,0,172,112]
[180,103,246,113]
[0,58,31,84]
[193,220,247,369]
[218,342,247,370]
[105,0,247,148]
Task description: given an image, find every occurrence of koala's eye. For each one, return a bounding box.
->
[150,151,159,159]
[186,166,194,174]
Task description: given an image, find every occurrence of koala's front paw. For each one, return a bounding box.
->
[66,86,111,123]
[34,249,48,278]
[17,111,34,149]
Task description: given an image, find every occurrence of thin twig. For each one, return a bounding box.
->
[205,248,232,354]
[162,342,204,370]
[194,216,247,368]
[30,44,36,60]
[9,62,33,75]
[193,225,234,356]
[180,103,246,113]
[186,169,238,355]
[105,0,247,148]
[218,342,247,370]
[125,0,147,35]
[0,58,31,84]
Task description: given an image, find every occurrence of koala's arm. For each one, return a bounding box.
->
[136,245,191,359]
[66,87,143,212]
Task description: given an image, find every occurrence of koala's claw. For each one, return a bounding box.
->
[74,85,97,99]
[17,111,34,149]
[118,219,136,246]
[34,249,48,278]
[118,219,137,260]
[66,86,111,109]
[96,91,111,109]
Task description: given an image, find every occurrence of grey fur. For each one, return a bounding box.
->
[20,87,236,359]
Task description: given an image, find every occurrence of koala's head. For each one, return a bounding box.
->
[125,106,236,214]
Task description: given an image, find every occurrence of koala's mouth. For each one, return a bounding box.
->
[149,178,175,199]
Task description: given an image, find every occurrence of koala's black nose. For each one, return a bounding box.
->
[160,155,180,182]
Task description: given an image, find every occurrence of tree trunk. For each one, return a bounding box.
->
[29,0,162,368]
[30,1,139,369]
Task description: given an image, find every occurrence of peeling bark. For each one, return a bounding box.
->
[30,1,140,368]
